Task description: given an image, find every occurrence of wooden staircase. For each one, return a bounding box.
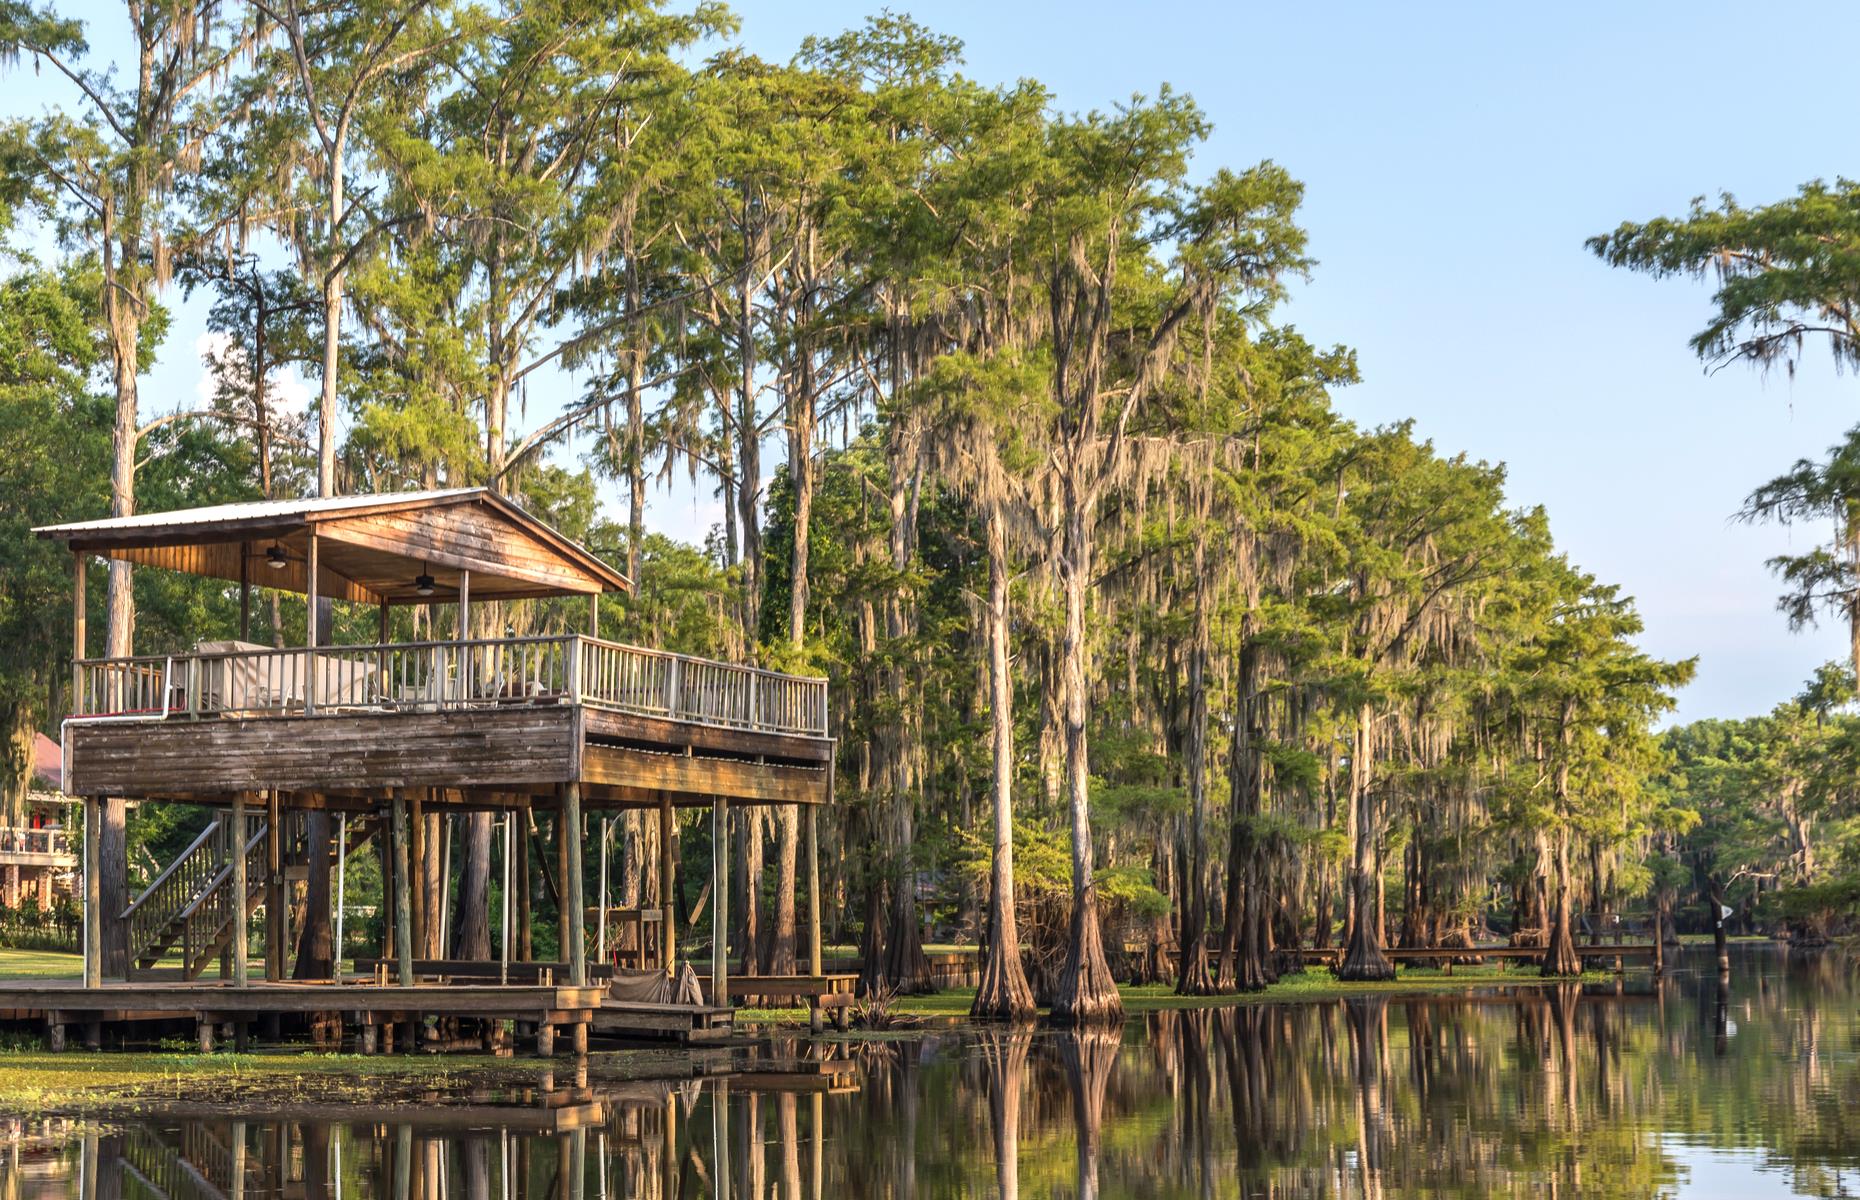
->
[122,813,270,980]
[122,811,381,980]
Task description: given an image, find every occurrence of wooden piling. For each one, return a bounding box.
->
[392,791,414,987]
[232,792,250,986]
[712,794,728,1007]
[266,791,284,981]
[82,794,100,988]
[660,793,675,970]
[562,784,586,988]
[806,805,822,1034]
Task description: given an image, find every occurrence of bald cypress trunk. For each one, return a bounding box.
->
[1338,708,1394,982]
[972,504,1036,1020]
[1050,501,1121,1026]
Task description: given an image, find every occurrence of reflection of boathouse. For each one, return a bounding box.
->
[1,489,841,1052]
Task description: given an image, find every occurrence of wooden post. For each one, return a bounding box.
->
[304,529,319,714]
[711,795,728,1007]
[71,553,85,715]
[392,792,414,987]
[597,815,609,965]
[232,792,250,986]
[501,811,513,985]
[518,809,533,962]
[239,542,251,642]
[806,804,822,1034]
[334,811,348,977]
[806,806,822,977]
[82,795,100,988]
[562,784,586,987]
[410,791,426,955]
[588,593,600,637]
[381,800,396,963]
[659,794,675,971]
[266,791,284,981]
[458,568,471,700]
[378,602,390,705]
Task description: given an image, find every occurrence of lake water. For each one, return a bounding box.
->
[4,945,1857,1198]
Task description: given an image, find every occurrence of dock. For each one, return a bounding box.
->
[18,489,845,1052]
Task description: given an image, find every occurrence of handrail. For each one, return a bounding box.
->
[0,827,74,856]
[122,819,223,923]
[71,633,832,738]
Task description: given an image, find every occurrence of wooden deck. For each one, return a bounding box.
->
[38,492,838,1049]
[63,637,833,807]
[0,978,736,1054]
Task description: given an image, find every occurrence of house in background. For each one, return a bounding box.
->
[0,733,79,910]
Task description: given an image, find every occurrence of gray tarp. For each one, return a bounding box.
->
[606,963,707,1006]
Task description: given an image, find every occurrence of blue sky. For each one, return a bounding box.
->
[15,1,1860,722]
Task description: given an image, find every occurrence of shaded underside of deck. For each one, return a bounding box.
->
[63,703,833,808]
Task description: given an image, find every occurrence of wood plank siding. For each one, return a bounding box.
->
[67,708,578,796]
[64,703,832,807]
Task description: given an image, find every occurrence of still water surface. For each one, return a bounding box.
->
[4,945,1857,1198]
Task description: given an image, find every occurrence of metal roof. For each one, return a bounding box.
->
[35,488,632,600]
[34,487,481,537]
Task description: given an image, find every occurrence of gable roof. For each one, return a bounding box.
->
[35,488,631,603]
[32,733,60,789]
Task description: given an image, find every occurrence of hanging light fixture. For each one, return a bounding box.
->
[414,563,436,597]
[265,545,288,570]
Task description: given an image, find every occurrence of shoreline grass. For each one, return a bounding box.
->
[735,961,1625,1024]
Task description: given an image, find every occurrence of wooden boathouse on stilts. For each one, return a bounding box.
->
[1,489,838,1054]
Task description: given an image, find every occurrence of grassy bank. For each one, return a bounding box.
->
[0,947,81,977]
[736,961,1622,1024]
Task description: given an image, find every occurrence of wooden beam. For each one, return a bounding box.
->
[582,707,834,765]
[581,745,827,806]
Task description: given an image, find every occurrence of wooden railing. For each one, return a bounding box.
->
[72,635,830,737]
[121,812,267,974]
[0,826,74,859]
[176,821,268,978]
[575,639,829,736]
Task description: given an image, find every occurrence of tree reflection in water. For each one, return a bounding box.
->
[5,948,1859,1199]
